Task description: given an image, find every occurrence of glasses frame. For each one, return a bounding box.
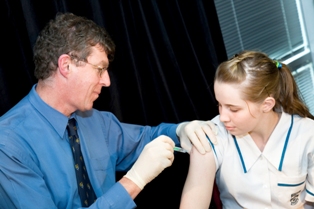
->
[67,54,107,76]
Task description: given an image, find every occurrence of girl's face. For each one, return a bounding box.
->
[214,81,263,136]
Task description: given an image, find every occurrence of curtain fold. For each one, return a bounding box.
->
[1,0,226,208]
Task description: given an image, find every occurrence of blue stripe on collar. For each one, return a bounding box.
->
[232,135,247,173]
[278,114,294,171]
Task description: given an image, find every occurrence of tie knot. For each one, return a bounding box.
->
[68,118,76,126]
[67,118,77,136]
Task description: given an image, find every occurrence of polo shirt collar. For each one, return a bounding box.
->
[233,112,292,173]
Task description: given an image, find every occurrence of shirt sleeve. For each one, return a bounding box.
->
[305,149,314,202]
[210,115,228,172]
[89,183,136,209]
[300,118,314,203]
[97,111,179,172]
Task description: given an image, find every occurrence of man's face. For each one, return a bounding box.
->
[68,44,110,112]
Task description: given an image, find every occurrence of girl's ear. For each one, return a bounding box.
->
[58,54,72,77]
[262,97,276,113]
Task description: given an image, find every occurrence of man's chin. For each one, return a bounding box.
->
[80,103,94,112]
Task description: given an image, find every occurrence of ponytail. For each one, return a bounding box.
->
[277,63,314,119]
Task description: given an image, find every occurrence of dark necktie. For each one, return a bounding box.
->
[67,118,96,207]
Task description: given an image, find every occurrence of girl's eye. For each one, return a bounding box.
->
[229,109,238,112]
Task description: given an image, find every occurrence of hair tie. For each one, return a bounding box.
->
[228,53,238,61]
[275,61,282,70]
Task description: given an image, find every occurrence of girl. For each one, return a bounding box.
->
[180,50,314,209]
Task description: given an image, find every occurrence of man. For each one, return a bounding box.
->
[0,13,217,209]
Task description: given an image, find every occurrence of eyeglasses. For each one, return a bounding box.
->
[68,54,108,76]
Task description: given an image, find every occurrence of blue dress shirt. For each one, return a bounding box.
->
[0,85,179,209]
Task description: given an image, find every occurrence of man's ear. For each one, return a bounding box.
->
[58,54,72,77]
[262,97,276,113]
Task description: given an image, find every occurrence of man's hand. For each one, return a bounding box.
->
[176,120,218,154]
[124,135,175,189]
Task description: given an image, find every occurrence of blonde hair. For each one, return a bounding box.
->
[214,50,314,119]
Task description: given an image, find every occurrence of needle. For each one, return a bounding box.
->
[173,146,187,153]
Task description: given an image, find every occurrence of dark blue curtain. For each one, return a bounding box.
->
[0,0,227,208]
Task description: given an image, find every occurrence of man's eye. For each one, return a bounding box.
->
[98,67,104,72]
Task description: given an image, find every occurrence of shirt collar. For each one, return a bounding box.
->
[234,111,292,172]
[262,111,293,169]
[28,84,69,138]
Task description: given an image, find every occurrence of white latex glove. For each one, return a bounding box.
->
[124,135,175,189]
[176,120,218,154]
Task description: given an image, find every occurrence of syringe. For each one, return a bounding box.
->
[173,146,187,153]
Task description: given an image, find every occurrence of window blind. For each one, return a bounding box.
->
[214,0,303,60]
[292,64,314,115]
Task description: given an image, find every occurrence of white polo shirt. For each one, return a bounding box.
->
[211,111,314,209]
